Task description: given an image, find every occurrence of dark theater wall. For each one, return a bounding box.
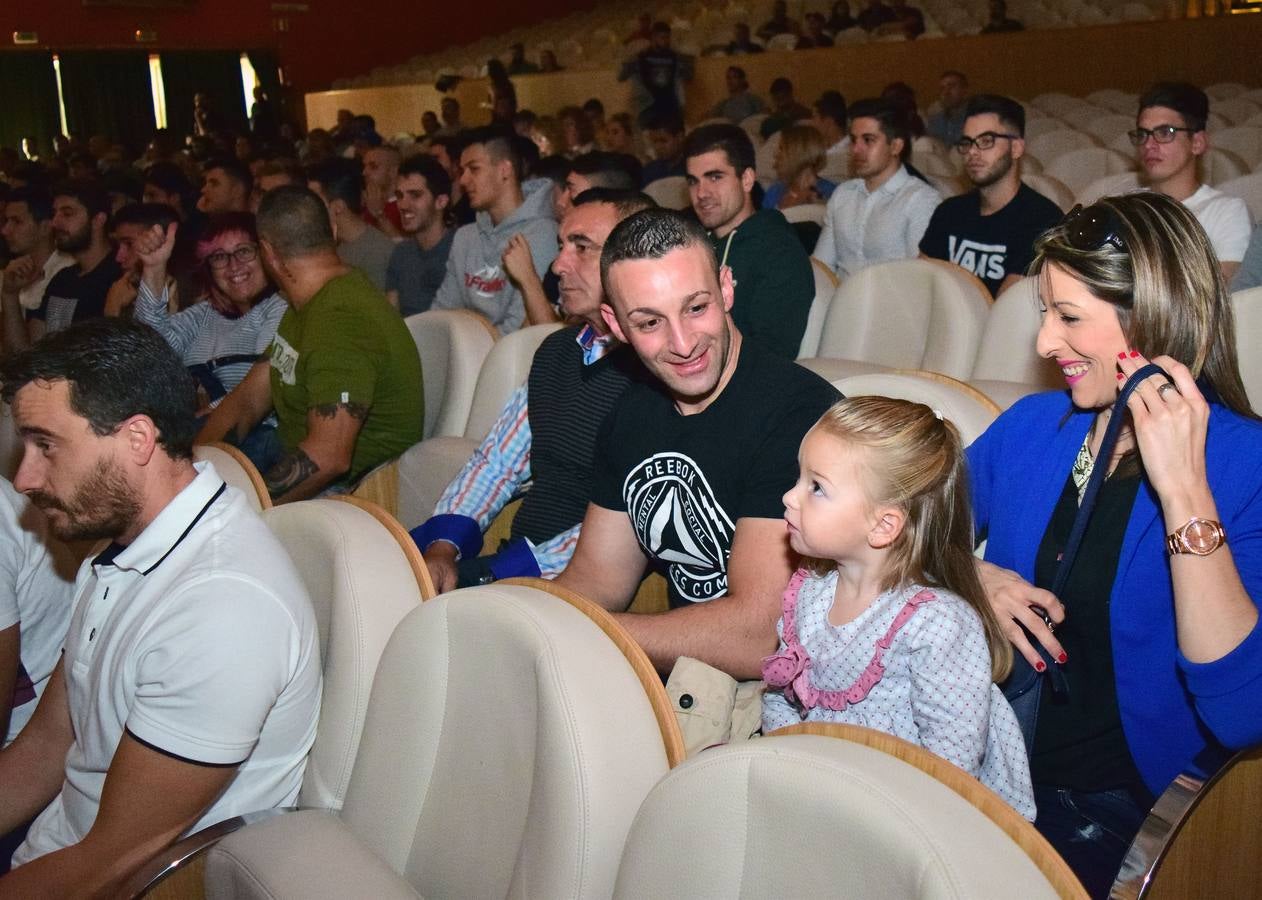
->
[0,0,596,97]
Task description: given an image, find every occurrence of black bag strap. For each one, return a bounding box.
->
[1041,362,1167,697]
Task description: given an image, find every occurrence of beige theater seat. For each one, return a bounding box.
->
[1210,126,1262,171]
[970,276,1065,409]
[1027,129,1101,165]
[642,175,691,210]
[1218,172,1262,226]
[1022,173,1075,212]
[194,442,272,512]
[797,256,838,359]
[1199,147,1249,188]
[1232,286,1262,411]
[1045,147,1136,198]
[1076,171,1141,206]
[202,582,682,900]
[798,259,990,383]
[614,728,1085,900]
[740,112,770,144]
[264,497,431,811]
[781,202,826,227]
[832,370,1000,444]
[754,129,782,187]
[405,309,498,441]
[393,323,563,529]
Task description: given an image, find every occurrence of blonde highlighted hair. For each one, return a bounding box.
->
[774,123,828,184]
[810,396,1012,682]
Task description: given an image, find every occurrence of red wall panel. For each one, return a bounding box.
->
[1,0,594,95]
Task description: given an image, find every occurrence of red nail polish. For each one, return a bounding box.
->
[1035,660,1047,672]
[1117,351,1127,360]
[1117,372,1124,380]
[1057,652,1068,664]
[1129,350,1141,358]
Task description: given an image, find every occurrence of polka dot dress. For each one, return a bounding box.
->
[762,568,1037,820]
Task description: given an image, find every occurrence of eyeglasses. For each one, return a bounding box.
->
[1061,203,1127,253]
[205,244,259,269]
[953,132,1020,154]
[1127,125,1196,146]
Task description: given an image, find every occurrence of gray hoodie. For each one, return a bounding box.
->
[431,177,558,334]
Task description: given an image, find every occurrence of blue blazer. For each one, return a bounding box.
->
[967,391,1262,795]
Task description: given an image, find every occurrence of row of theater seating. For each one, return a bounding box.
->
[342,0,1174,90]
[124,448,1257,898]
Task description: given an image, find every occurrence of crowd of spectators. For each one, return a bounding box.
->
[0,27,1259,899]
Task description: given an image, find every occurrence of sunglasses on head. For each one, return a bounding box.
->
[1061,204,1127,253]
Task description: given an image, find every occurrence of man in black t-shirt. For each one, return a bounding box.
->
[919,94,1063,298]
[618,23,694,126]
[555,209,839,679]
[21,180,122,351]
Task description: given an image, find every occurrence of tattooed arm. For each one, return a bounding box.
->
[265,399,368,504]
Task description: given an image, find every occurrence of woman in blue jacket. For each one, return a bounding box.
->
[967,193,1262,898]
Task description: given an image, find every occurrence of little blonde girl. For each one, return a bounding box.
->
[762,397,1036,819]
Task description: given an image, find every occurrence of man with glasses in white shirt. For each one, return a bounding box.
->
[919,94,1062,298]
[1131,82,1250,284]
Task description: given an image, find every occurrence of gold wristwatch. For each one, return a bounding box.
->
[1166,517,1226,556]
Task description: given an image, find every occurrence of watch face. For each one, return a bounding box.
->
[1184,519,1223,554]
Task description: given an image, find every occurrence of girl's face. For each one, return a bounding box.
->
[783,429,878,562]
[1035,263,1130,411]
[205,230,267,308]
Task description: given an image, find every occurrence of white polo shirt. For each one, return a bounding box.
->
[1182,183,1251,264]
[13,462,321,865]
[814,165,941,278]
[0,478,75,746]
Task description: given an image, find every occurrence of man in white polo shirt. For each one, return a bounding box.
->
[814,97,940,279]
[0,319,320,894]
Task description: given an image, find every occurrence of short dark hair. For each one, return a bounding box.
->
[601,207,717,289]
[683,123,756,175]
[203,157,254,194]
[770,77,793,95]
[52,178,111,219]
[642,108,686,136]
[814,90,848,128]
[306,157,364,213]
[0,319,198,460]
[727,65,748,81]
[398,154,452,199]
[651,21,671,35]
[941,70,968,83]
[5,185,53,222]
[847,97,912,158]
[572,187,656,220]
[570,151,642,191]
[1138,81,1209,133]
[143,161,192,198]
[428,133,463,160]
[256,158,306,184]
[111,202,180,232]
[459,125,525,183]
[582,98,605,117]
[257,185,336,258]
[963,93,1026,137]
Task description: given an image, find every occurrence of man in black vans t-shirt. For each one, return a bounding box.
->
[919,94,1062,298]
[554,209,839,680]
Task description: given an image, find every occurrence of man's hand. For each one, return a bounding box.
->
[423,542,460,594]
[2,256,41,298]
[104,274,139,317]
[501,233,540,289]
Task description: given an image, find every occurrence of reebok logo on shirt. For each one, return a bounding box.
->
[623,452,735,602]
[948,236,1008,282]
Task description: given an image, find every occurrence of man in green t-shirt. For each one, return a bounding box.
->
[198,185,423,503]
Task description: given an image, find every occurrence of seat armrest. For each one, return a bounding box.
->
[125,807,296,898]
[203,809,420,900]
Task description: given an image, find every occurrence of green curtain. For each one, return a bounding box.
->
[57,51,156,154]
[0,52,60,156]
[160,51,248,140]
